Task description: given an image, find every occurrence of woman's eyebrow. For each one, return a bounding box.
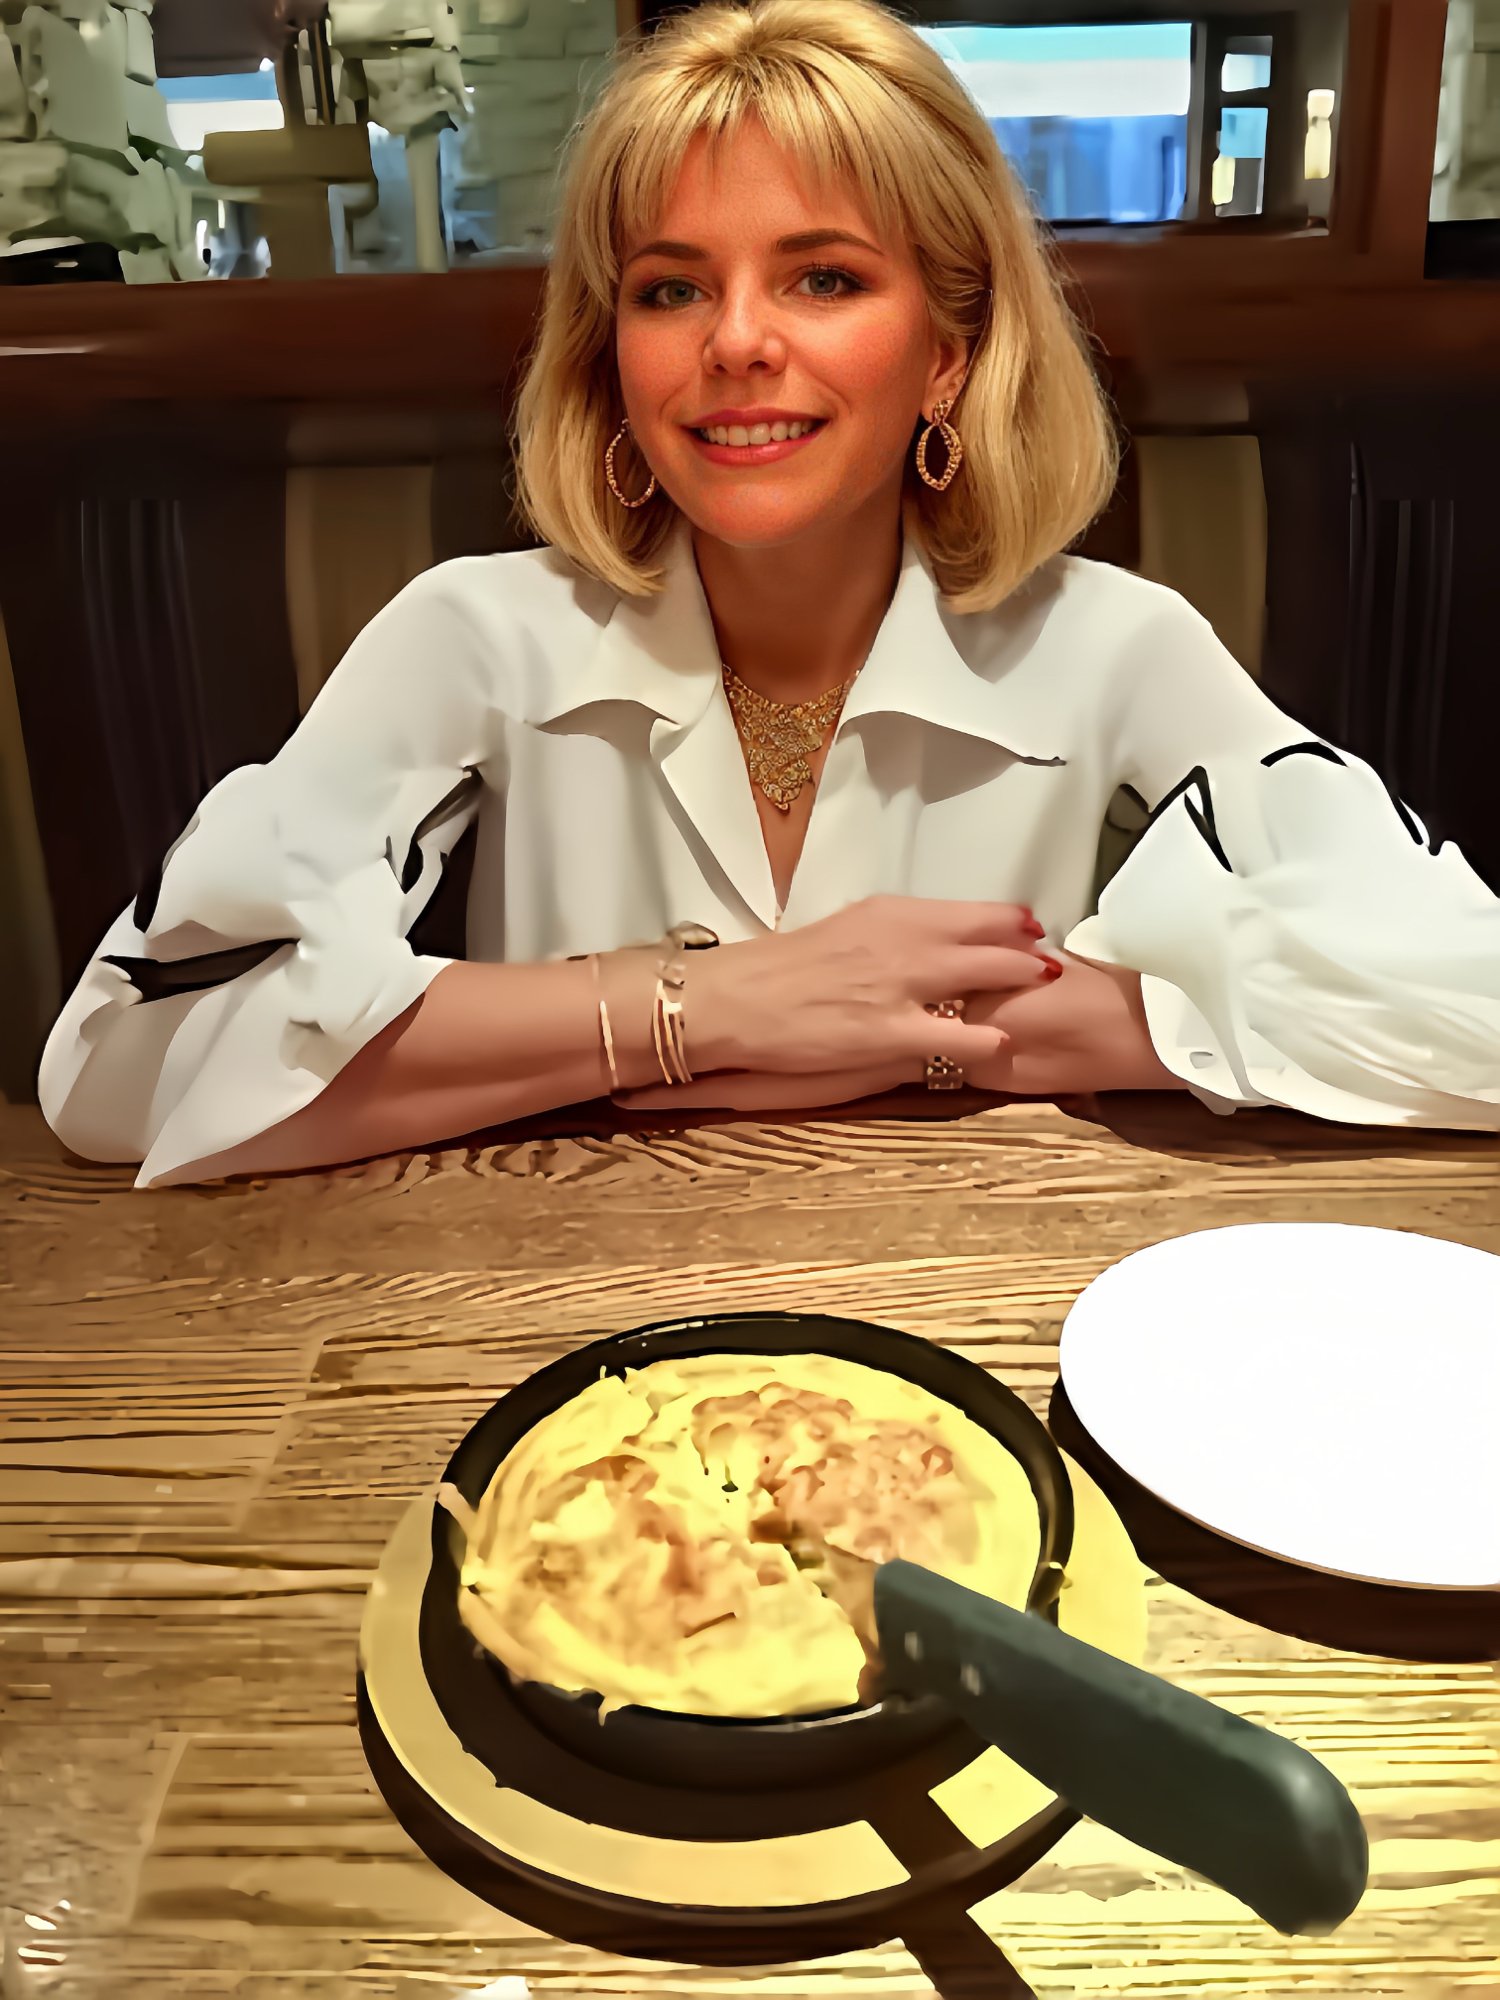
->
[776,228,884,256]
[624,227,885,265]
[626,238,705,264]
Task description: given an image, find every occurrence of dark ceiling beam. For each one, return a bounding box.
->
[150,0,286,77]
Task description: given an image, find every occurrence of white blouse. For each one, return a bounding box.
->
[38,518,1500,1187]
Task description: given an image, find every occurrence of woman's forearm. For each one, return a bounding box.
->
[974,961,1191,1098]
[185,955,664,1181]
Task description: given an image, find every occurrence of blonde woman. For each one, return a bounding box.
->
[39,0,1500,1188]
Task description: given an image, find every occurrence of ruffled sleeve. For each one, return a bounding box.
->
[37,568,499,1187]
[1065,743,1500,1129]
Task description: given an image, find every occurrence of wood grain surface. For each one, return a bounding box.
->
[2,1092,1498,1998]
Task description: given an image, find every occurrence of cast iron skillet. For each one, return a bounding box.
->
[428,1310,1073,1793]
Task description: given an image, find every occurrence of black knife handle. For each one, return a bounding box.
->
[875,1558,1368,1937]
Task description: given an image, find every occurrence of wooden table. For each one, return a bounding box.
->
[3,1093,1499,1998]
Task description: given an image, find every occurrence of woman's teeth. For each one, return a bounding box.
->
[695,418,821,445]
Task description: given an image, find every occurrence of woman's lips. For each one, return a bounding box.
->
[685,419,827,466]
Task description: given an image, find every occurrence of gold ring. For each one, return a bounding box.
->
[925,998,965,1089]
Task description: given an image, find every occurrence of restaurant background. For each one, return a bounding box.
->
[2,0,1499,1108]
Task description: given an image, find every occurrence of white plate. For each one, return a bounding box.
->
[1058,1223,1500,1590]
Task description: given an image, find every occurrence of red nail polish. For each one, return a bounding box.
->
[1021,918,1046,940]
[1040,954,1064,980]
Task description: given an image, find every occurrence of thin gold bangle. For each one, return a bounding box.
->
[650,976,676,1086]
[654,960,681,1084]
[650,921,718,1086]
[590,954,621,1092]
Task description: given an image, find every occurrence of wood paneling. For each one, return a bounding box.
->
[6,261,1500,426]
[0,266,547,412]
[1134,435,1267,672]
[0,608,60,1102]
[1255,385,1500,892]
[283,463,435,712]
[0,427,304,988]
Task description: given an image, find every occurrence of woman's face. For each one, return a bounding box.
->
[615,118,966,550]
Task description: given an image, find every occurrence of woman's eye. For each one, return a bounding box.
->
[638,277,702,309]
[635,266,864,309]
[799,266,861,299]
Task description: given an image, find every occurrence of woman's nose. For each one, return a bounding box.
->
[703,284,787,373]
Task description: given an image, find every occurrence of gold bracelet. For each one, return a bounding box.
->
[653,947,692,1086]
[569,951,623,1094]
[651,922,719,1087]
[590,953,621,1092]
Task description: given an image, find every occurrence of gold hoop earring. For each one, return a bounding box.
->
[915,398,964,492]
[605,417,658,509]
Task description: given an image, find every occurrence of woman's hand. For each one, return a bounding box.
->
[686,896,1051,1079]
[619,944,1183,1116]
[963,951,1187,1097]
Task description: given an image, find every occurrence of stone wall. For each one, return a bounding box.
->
[452,0,617,252]
[1431,0,1500,220]
[0,0,198,279]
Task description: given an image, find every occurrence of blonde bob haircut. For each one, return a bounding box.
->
[512,0,1117,614]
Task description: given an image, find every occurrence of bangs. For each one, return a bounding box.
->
[577,53,939,305]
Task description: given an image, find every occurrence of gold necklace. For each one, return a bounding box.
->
[721,662,858,812]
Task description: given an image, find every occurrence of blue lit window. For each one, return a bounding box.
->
[1219,105,1269,159]
[919,22,1192,225]
[155,67,283,155]
[154,72,280,103]
[1222,51,1273,92]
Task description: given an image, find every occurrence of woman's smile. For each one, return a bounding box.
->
[687,415,828,463]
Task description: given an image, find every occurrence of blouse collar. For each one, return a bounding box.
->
[533,514,1062,765]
